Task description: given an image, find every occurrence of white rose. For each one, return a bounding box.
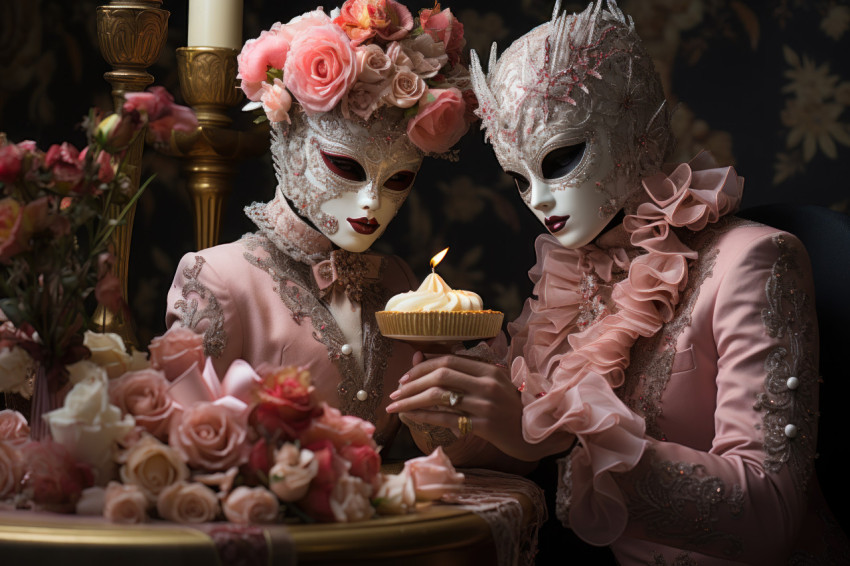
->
[222,486,280,524]
[76,486,107,516]
[84,330,133,379]
[0,346,34,398]
[329,475,375,523]
[119,435,190,502]
[67,360,108,386]
[269,443,318,502]
[373,471,416,515]
[44,372,135,484]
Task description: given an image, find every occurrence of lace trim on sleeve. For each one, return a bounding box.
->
[173,255,227,358]
[629,453,745,558]
[755,234,818,491]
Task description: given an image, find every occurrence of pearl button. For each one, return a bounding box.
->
[786,376,800,390]
[341,344,353,356]
[356,389,367,401]
[784,424,798,438]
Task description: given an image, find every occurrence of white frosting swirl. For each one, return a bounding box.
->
[385,273,483,312]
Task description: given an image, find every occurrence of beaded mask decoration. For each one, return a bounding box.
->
[470,0,673,221]
[238,2,476,252]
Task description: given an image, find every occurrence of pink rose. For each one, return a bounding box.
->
[169,401,249,471]
[0,441,23,499]
[403,446,464,500]
[268,443,319,502]
[355,44,394,83]
[329,475,375,522]
[109,369,178,440]
[335,0,413,44]
[237,28,293,83]
[406,88,469,153]
[0,143,22,183]
[297,439,349,522]
[193,466,239,496]
[298,404,377,451]
[123,86,173,121]
[44,142,85,193]
[156,481,220,523]
[20,440,95,511]
[398,35,448,79]
[148,327,205,382]
[259,78,293,124]
[339,444,381,488]
[119,435,190,502]
[385,68,426,108]
[419,6,465,65]
[103,481,149,524]
[0,409,30,444]
[222,486,280,524]
[95,112,143,152]
[342,80,390,121]
[146,104,198,147]
[284,23,358,115]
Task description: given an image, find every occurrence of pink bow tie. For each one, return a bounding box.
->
[312,250,382,303]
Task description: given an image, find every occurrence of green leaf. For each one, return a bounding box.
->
[0,298,25,327]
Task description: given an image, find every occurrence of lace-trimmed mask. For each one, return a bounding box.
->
[271,104,424,253]
[471,0,673,249]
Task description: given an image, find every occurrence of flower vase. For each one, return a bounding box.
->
[29,365,65,441]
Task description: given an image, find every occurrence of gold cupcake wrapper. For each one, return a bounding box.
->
[375,310,504,339]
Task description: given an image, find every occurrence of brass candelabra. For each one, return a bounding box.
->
[167,47,268,250]
[95,0,169,346]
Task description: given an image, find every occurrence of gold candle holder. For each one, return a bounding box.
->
[94,0,169,346]
[166,47,268,250]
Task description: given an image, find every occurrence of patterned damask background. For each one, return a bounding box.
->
[1,0,849,347]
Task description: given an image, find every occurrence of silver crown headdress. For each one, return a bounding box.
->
[470,0,673,210]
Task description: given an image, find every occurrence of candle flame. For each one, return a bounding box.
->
[430,247,449,269]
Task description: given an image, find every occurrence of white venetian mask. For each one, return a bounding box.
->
[471,0,673,249]
[271,106,423,252]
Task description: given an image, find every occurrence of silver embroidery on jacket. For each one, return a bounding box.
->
[630,456,744,558]
[754,234,817,492]
[241,233,395,446]
[173,255,227,358]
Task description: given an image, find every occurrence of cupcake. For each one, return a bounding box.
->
[376,270,503,340]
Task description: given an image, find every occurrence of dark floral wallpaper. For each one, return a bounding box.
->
[2,0,849,342]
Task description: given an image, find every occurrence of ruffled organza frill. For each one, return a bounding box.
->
[508,152,742,545]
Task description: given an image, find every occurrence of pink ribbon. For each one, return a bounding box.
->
[167,358,261,417]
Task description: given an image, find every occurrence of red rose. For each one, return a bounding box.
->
[0,143,23,184]
[249,366,318,440]
[419,6,465,65]
[339,444,380,488]
[21,440,95,511]
[297,439,348,522]
[298,403,377,451]
[44,142,85,194]
[241,438,274,485]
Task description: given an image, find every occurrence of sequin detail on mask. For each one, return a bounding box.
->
[630,455,744,558]
[755,234,817,492]
[649,552,697,566]
[470,2,673,212]
[172,255,227,358]
[270,106,421,238]
[241,233,394,445]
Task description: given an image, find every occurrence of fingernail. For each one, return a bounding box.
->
[389,389,401,400]
[386,402,397,413]
[399,374,410,385]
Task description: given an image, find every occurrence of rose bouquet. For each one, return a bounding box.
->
[239,0,477,154]
[0,87,197,435]
[0,327,464,524]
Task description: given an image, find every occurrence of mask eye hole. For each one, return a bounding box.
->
[384,171,416,192]
[506,171,530,195]
[541,142,586,180]
[321,151,367,182]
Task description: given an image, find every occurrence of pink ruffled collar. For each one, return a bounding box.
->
[512,151,743,401]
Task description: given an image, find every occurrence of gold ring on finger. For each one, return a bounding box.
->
[457,415,472,437]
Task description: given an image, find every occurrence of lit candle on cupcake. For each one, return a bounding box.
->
[376,248,503,339]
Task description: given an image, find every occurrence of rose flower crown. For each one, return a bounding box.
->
[238,0,477,155]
